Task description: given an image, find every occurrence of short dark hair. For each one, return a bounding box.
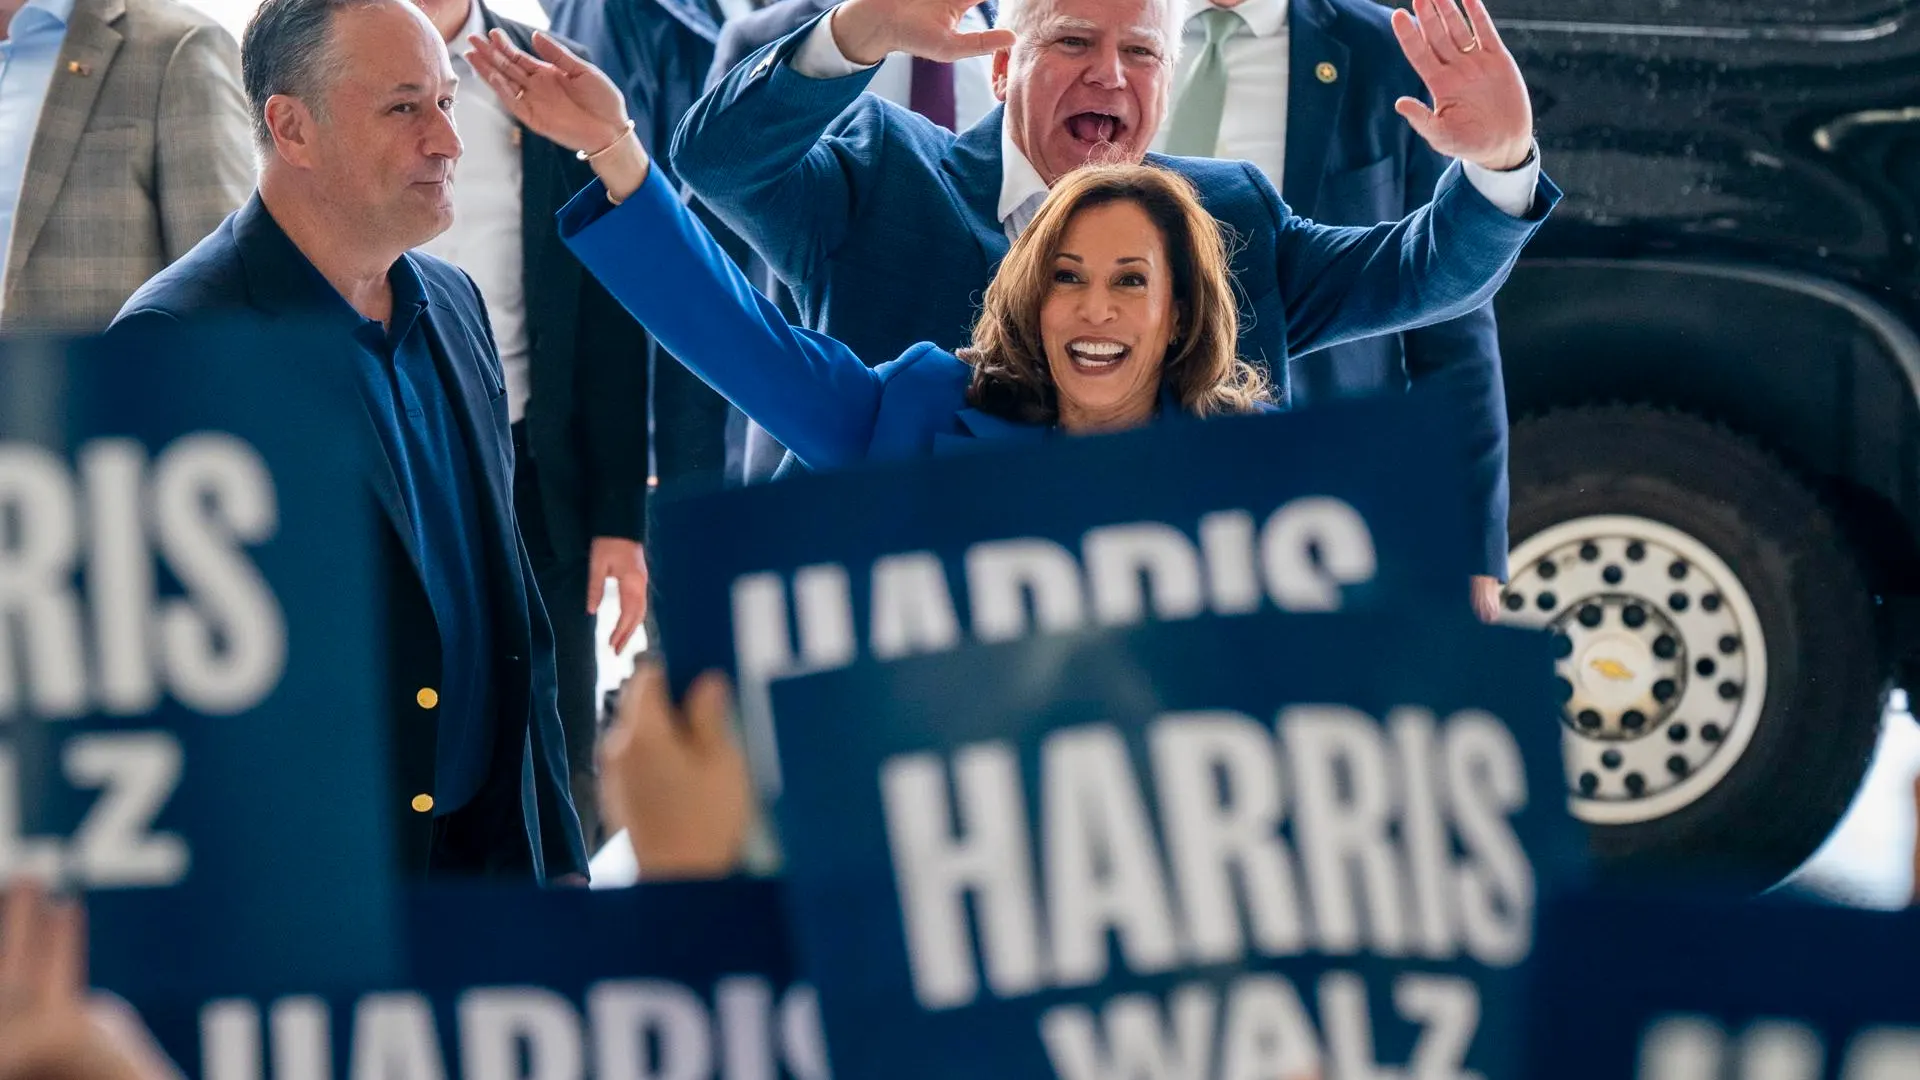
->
[240,0,383,151]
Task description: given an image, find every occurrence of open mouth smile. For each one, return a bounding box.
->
[1065,112,1127,146]
[1066,338,1130,372]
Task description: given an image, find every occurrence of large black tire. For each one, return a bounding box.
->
[1505,405,1886,888]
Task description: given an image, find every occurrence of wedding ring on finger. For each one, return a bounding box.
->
[1459,36,1480,52]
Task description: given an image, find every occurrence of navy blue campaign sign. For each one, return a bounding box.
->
[767,608,1586,1080]
[0,321,395,994]
[650,394,1476,798]
[1525,888,1920,1080]
[131,882,827,1080]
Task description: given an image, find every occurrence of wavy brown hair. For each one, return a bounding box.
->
[959,163,1271,425]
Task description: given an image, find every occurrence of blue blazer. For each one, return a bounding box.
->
[1282,0,1513,577]
[557,151,1537,468]
[110,195,589,884]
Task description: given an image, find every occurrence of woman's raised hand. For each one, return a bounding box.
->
[464,29,650,194]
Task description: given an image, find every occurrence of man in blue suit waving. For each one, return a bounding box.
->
[672,0,1550,611]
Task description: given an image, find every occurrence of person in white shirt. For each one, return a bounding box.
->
[413,0,653,849]
[1154,0,1515,619]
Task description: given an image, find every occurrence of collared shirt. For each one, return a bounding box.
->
[791,4,997,134]
[793,1,1542,237]
[419,0,532,424]
[1149,0,1290,182]
[0,0,78,318]
[347,254,498,793]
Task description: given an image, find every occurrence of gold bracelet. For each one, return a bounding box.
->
[577,118,636,162]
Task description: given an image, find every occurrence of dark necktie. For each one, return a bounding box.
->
[909,56,957,131]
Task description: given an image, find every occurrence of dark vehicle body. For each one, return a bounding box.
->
[1484,0,1920,883]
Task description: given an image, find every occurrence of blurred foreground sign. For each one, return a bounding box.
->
[0,323,395,993]
[767,609,1584,1080]
[132,883,824,1080]
[1526,889,1920,1080]
[651,396,1478,798]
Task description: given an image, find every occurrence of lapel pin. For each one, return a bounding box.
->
[1315,61,1337,83]
[510,126,522,147]
[67,60,92,75]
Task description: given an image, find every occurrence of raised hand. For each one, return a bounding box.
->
[829,0,1017,67]
[598,665,752,881]
[465,29,634,158]
[1390,0,1535,171]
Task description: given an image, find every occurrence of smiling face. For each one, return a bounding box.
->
[1039,198,1181,431]
[994,0,1175,186]
[289,0,462,250]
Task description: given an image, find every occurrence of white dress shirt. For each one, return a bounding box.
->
[420,0,534,423]
[0,0,77,320]
[791,5,997,133]
[793,2,1543,234]
[1151,0,1289,182]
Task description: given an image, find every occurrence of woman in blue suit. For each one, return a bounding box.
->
[466,30,1274,471]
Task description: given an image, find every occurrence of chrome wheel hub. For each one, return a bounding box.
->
[1501,516,1769,826]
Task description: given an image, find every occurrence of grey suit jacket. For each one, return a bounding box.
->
[0,0,254,332]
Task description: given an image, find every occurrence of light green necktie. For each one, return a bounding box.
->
[1166,7,1244,159]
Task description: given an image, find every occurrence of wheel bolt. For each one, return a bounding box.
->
[1669,560,1690,580]
[1696,657,1716,677]
[1701,723,1724,743]
[1626,542,1646,562]
[1577,709,1602,729]
[1719,635,1740,655]
[1556,677,1575,703]
[1602,749,1623,769]
[1537,591,1558,611]
[1652,679,1677,703]
[1603,565,1624,585]
[1580,542,1600,562]
[1668,723,1689,742]
[1625,772,1647,794]
[1701,593,1722,613]
[1622,605,1647,629]
[1670,592,1691,612]
[1718,681,1741,701]
[1578,604,1603,628]
[1552,633,1575,659]
[1667,755,1690,777]
[1538,560,1558,580]
[1653,635,1679,659]
[1504,591,1525,612]
[1578,772,1599,794]
[1623,709,1647,730]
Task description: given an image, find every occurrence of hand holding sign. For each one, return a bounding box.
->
[600,666,753,880]
[0,883,181,1080]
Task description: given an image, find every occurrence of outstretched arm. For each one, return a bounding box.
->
[1275,0,1554,356]
[466,30,890,471]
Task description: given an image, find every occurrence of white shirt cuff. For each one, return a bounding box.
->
[1460,142,1542,218]
[791,6,879,78]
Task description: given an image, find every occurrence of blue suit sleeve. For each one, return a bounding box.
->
[668,13,881,286]
[1397,141,1512,581]
[558,166,886,472]
[1264,160,1556,359]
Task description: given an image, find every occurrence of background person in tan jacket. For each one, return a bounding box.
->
[0,0,252,331]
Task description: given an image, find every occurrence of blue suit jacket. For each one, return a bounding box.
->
[547,0,734,500]
[559,144,1546,470]
[110,195,589,883]
[1281,0,1512,577]
[666,16,1557,470]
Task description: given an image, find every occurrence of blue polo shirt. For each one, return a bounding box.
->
[350,257,495,787]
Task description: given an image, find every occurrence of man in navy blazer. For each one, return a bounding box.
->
[1155,0,1514,614]
[111,0,589,883]
[672,0,1553,600]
